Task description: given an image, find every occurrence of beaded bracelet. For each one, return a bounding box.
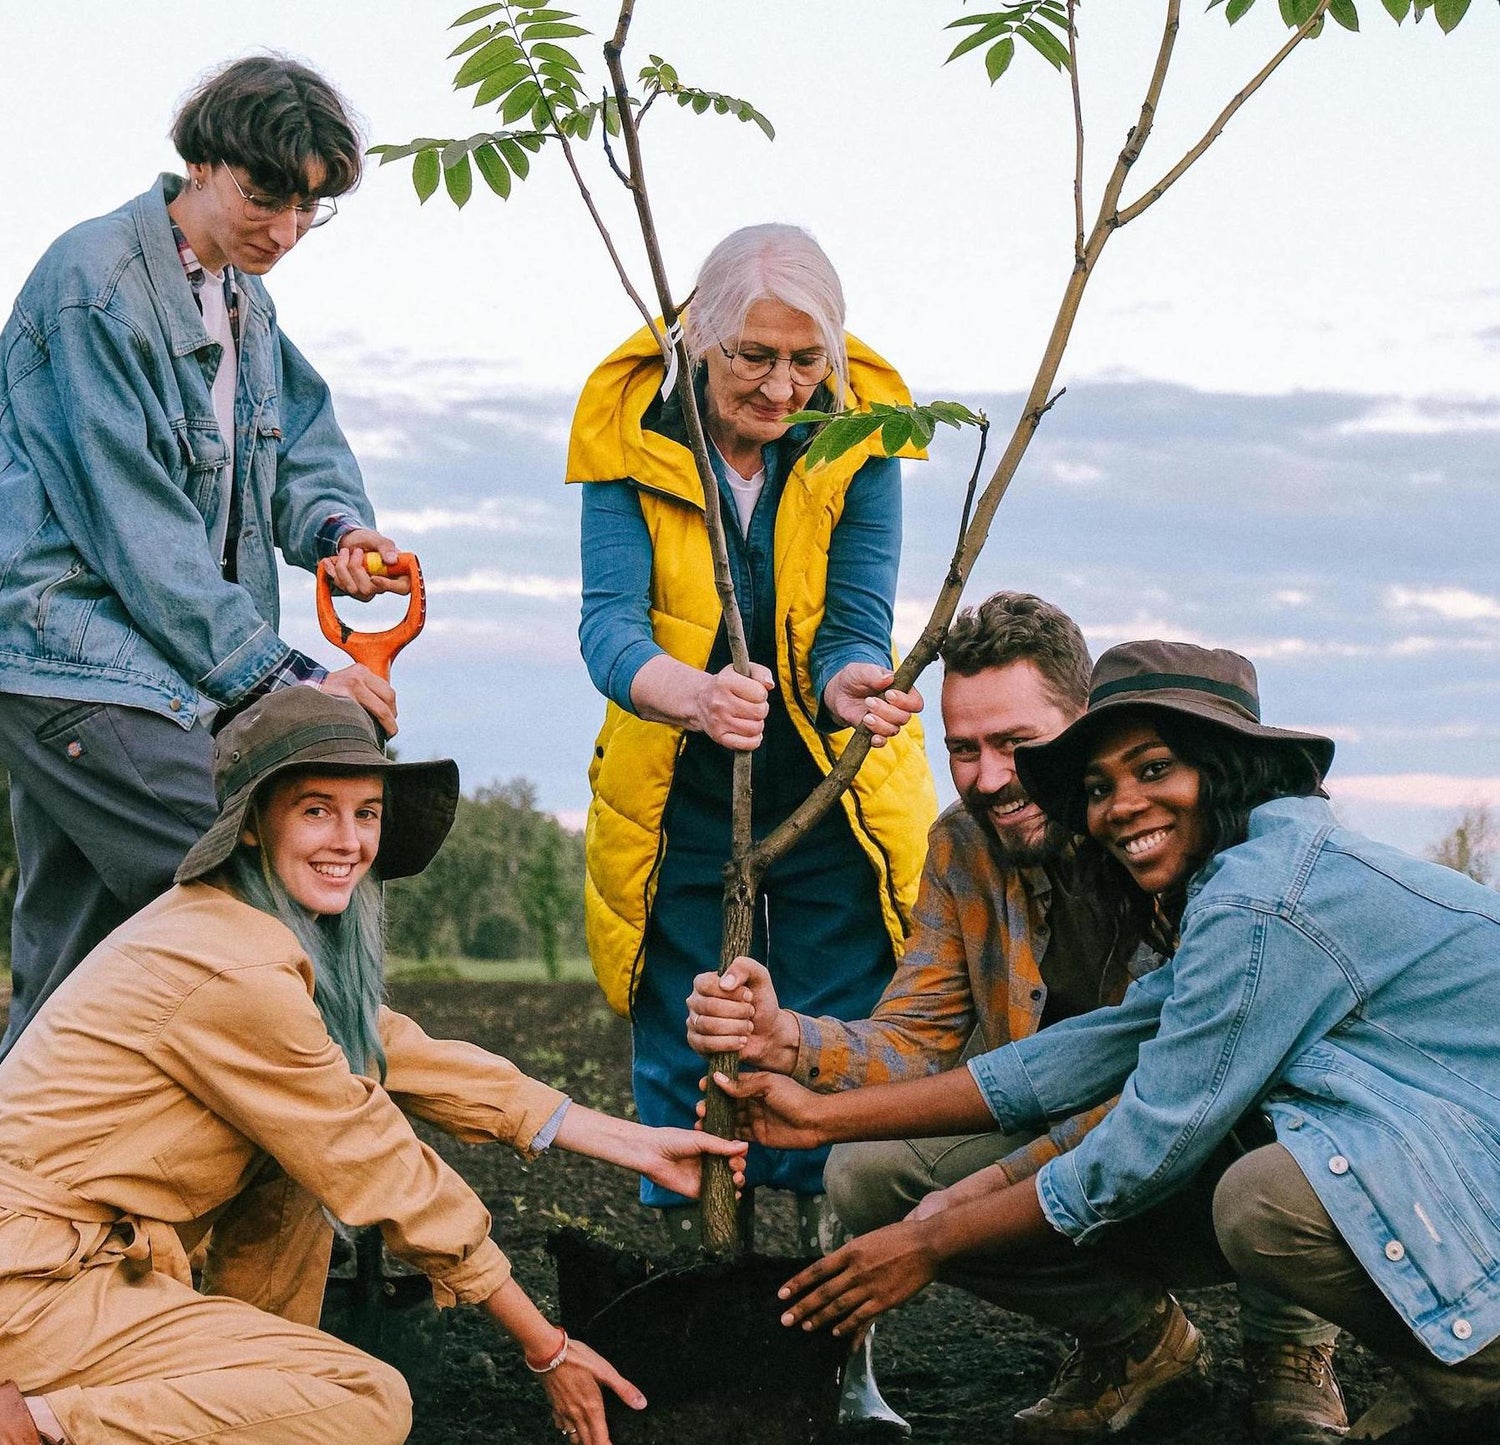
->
[525,1328,570,1374]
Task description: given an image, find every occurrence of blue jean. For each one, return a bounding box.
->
[0,694,216,1055]
[631,732,895,1206]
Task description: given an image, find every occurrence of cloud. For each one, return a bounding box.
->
[429,570,580,601]
[1386,585,1500,623]
[1331,775,1500,808]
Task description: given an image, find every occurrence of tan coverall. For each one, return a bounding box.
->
[0,882,568,1444]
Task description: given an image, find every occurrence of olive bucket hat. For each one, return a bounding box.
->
[1014,639,1336,827]
[175,688,460,885]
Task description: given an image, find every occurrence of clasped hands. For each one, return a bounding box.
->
[687,956,959,1338]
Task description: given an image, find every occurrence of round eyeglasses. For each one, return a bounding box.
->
[223,167,338,230]
[718,342,833,389]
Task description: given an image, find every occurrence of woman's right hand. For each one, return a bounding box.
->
[540,1339,646,1445]
[692,662,774,750]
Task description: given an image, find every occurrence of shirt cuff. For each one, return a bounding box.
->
[606,639,666,713]
[530,1098,572,1151]
[317,511,365,559]
[427,1236,513,1309]
[966,1046,1048,1135]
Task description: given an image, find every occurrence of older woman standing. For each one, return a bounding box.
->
[567,224,937,1243]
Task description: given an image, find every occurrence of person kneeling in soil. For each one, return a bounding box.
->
[717,641,1500,1444]
[0,688,744,1445]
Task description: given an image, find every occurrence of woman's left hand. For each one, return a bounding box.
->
[543,1339,646,1445]
[637,1125,747,1199]
[776,1219,938,1337]
[822,663,923,747]
[326,527,413,600]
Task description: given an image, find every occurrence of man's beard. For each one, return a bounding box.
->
[964,782,1071,868]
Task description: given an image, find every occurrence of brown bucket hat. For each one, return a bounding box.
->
[175,688,459,885]
[1015,639,1335,825]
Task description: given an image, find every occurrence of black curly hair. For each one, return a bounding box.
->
[1075,707,1326,955]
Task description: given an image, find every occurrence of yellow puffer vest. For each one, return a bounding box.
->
[567,323,939,1016]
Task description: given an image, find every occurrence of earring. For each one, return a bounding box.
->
[193,179,204,191]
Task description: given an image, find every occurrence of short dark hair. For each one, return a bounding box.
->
[940,591,1091,710]
[172,55,362,198]
[1076,707,1325,954]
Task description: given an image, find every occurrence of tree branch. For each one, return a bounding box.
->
[1067,0,1085,266]
[1115,0,1331,227]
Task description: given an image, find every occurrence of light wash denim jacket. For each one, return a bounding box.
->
[0,175,372,725]
[970,796,1500,1363]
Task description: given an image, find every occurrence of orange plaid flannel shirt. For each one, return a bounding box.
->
[791,803,1158,1185]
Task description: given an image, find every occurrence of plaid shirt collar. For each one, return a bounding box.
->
[170,220,239,342]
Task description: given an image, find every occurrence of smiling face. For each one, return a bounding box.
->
[942,660,1079,866]
[246,770,383,916]
[171,158,328,276]
[1083,716,1208,895]
[703,299,825,476]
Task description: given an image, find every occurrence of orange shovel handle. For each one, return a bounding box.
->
[316,552,426,681]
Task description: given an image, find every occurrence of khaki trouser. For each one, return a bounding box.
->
[826,1132,1337,1348]
[0,1169,411,1445]
[1217,1145,1500,1410]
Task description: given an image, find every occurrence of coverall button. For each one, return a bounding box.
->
[1328,1155,1350,1175]
[1385,1241,1405,1261]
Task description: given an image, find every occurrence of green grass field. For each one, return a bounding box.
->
[383,954,594,984]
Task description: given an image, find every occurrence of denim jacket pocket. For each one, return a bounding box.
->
[173,419,230,519]
[35,564,126,667]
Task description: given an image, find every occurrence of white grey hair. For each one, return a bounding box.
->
[683,223,849,399]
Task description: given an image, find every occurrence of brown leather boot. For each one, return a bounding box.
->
[1243,1340,1347,1442]
[0,1382,61,1445]
[1012,1295,1211,1443]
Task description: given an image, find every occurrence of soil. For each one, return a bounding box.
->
[385,979,1399,1445]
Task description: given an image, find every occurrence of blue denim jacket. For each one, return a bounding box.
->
[970,796,1500,1363]
[0,176,372,724]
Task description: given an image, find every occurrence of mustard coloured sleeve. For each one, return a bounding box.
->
[378,1006,569,1156]
[148,959,512,1306]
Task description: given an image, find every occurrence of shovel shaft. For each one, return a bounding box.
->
[316,552,426,681]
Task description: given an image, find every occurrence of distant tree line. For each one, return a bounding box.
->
[0,768,585,975]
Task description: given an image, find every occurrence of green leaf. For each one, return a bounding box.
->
[498,137,533,177]
[1327,0,1361,26]
[516,131,545,152]
[1279,0,1322,24]
[948,20,1012,63]
[440,137,473,169]
[986,35,1017,82]
[368,137,449,164]
[515,6,575,19]
[878,414,915,453]
[1225,0,1257,21]
[454,35,523,89]
[691,92,711,114]
[924,400,983,427]
[474,61,533,107]
[443,152,473,207]
[748,107,775,141]
[1433,0,1470,27]
[805,413,885,469]
[500,78,543,123]
[530,41,583,68]
[906,409,938,450]
[413,149,440,203]
[450,3,504,25]
[521,21,589,40]
[1381,0,1412,19]
[448,25,495,58]
[1019,20,1070,69]
[473,142,512,197]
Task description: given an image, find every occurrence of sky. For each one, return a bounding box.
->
[2,1,1497,859]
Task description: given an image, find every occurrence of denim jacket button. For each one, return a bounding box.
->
[169,697,183,712]
[1328,1155,1350,1175]
[1454,1319,1473,1340]
[1385,1240,1405,1261]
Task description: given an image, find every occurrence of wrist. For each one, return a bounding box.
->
[524,1327,569,1373]
[757,1011,801,1074]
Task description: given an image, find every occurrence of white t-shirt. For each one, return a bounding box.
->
[713,443,766,534]
[198,268,238,564]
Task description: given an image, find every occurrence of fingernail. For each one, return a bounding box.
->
[780,1311,795,1326]
[777,1287,790,1299]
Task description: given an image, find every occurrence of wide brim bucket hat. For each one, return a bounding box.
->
[1015,639,1336,828]
[175,688,459,885]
